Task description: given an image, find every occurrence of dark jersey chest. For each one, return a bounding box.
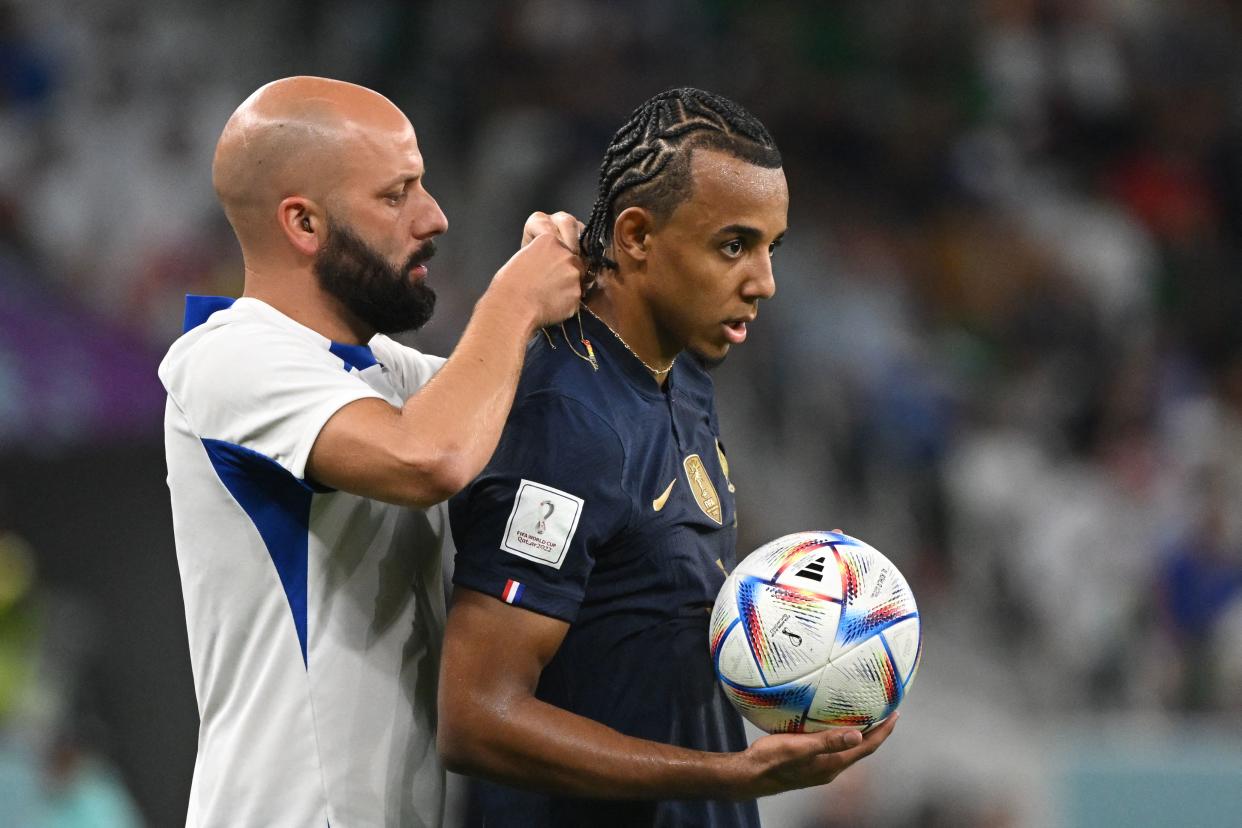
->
[565,354,739,627]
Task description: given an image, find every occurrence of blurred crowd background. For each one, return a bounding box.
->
[3,0,1242,825]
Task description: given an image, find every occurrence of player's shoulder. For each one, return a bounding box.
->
[158,298,336,397]
[368,335,445,391]
[479,335,628,480]
[164,296,316,355]
[515,330,626,431]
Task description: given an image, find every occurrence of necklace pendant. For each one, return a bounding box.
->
[582,338,598,370]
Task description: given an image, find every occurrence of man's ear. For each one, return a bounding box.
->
[612,206,655,266]
[278,197,323,256]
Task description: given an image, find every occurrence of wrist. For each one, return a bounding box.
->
[693,748,755,801]
[719,743,795,800]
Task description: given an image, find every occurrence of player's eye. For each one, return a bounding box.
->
[722,239,744,258]
[769,238,783,257]
[384,181,414,206]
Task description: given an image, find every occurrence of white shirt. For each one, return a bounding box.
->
[160,297,450,828]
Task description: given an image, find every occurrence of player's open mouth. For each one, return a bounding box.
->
[406,240,437,280]
[723,318,750,344]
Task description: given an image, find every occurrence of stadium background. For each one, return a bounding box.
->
[3,0,1242,825]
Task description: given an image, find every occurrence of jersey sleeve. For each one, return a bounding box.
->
[369,335,446,398]
[161,324,385,481]
[449,393,631,623]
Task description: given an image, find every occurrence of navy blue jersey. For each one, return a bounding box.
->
[450,308,760,828]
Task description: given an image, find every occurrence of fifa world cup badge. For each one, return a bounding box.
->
[683,454,722,524]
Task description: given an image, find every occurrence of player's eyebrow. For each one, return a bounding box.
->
[717,225,787,243]
[716,224,763,239]
[378,174,417,192]
[378,157,426,192]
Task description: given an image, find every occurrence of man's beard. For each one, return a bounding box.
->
[313,220,437,336]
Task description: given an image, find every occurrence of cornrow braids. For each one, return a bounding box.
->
[578,88,782,281]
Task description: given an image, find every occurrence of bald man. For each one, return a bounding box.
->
[158,77,583,828]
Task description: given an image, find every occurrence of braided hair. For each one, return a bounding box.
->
[579,88,782,280]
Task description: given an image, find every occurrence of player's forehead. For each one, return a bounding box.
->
[673,149,788,235]
[344,118,425,189]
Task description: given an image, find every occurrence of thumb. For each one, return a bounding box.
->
[808,727,863,754]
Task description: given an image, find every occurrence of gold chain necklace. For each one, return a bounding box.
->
[580,303,676,377]
[541,308,599,371]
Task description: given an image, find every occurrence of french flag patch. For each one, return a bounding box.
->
[502,579,525,605]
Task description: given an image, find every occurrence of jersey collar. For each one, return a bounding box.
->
[182,294,380,371]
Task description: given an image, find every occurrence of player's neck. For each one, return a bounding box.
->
[584,288,679,387]
[242,265,375,345]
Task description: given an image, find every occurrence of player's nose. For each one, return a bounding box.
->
[413,189,449,239]
[745,254,776,301]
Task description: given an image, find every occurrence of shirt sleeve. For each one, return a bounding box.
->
[449,393,632,623]
[162,323,385,481]
[369,335,446,397]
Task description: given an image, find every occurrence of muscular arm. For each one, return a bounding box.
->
[307,217,584,508]
[437,587,896,801]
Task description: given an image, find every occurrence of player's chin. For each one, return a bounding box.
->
[690,339,731,368]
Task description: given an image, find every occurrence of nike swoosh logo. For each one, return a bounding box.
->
[652,478,677,511]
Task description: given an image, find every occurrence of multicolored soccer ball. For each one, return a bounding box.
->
[710,531,922,733]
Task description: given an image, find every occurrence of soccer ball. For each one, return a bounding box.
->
[710,531,922,733]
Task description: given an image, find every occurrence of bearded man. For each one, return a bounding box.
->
[158,76,584,828]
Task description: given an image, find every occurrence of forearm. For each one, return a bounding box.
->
[440,690,746,801]
[437,591,888,804]
[306,294,537,506]
[306,229,583,506]
[395,292,536,489]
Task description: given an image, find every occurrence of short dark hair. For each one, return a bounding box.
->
[579,88,782,279]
